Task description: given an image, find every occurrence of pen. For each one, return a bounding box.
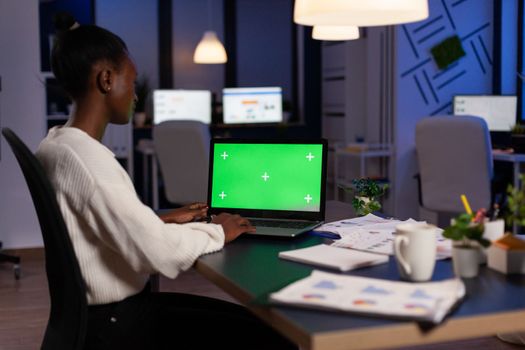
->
[460,194,473,216]
[491,203,500,221]
[490,193,502,221]
[473,208,486,224]
[310,231,341,240]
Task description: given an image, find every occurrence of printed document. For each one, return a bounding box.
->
[314,214,452,259]
[270,270,465,324]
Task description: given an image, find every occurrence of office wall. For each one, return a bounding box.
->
[96,0,159,89]
[172,0,225,98]
[0,0,46,248]
[0,1,158,249]
[394,0,494,219]
[498,0,518,95]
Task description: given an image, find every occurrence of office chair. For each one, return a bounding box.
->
[153,120,211,205]
[2,128,87,350]
[415,115,493,226]
[0,241,20,279]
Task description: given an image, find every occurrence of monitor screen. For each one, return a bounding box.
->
[222,87,283,124]
[453,95,517,131]
[153,90,212,124]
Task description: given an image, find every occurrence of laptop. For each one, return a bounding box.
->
[207,139,328,237]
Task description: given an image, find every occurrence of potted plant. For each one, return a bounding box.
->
[486,174,525,274]
[510,124,525,153]
[343,178,388,216]
[443,213,491,278]
[133,75,150,127]
[505,174,525,230]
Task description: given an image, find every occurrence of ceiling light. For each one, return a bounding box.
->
[294,0,429,26]
[312,26,360,40]
[193,31,227,64]
[193,0,228,64]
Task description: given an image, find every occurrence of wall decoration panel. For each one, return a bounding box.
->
[398,0,493,116]
[393,0,494,220]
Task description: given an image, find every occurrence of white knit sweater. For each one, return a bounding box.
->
[36,126,225,305]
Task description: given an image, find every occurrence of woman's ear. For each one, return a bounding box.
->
[96,69,113,95]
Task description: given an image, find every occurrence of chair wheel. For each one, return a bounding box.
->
[14,265,21,280]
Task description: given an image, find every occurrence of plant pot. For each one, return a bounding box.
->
[357,196,371,204]
[511,134,525,153]
[452,246,480,278]
[353,196,381,216]
[353,196,370,216]
[479,219,505,265]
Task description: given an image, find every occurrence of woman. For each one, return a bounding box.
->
[36,12,295,350]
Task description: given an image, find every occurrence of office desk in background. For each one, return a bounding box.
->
[333,144,393,202]
[492,150,525,190]
[493,151,525,234]
[136,139,159,210]
[195,201,525,350]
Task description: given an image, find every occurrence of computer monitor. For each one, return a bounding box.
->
[453,95,517,131]
[222,87,283,124]
[153,90,212,125]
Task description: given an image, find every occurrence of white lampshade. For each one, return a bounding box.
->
[193,31,227,64]
[312,26,360,40]
[294,0,429,26]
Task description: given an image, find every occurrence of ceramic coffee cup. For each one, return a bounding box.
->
[394,222,437,282]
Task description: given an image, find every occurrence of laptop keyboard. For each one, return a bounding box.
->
[249,219,314,229]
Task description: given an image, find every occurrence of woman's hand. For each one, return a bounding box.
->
[160,203,209,224]
[211,213,256,243]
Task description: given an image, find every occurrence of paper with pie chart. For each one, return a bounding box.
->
[270,270,465,324]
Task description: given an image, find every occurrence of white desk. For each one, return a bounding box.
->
[493,151,525,190]
[333,144,393,201]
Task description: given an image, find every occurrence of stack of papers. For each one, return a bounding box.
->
[315,214,452,259]
[270,270,465,324]
[279,244,388,271]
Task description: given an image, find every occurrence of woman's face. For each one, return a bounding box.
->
[108,56,138,125]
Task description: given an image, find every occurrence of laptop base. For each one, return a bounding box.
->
[246,222,322,238]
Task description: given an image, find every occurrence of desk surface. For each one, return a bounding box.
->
[493,151,525,162]
[195,201,525,350]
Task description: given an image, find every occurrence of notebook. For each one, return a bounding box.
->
[207,139,328,237]
[279,244,388,271]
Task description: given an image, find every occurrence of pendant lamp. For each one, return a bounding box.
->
[312,26,360,41]
[193,0,227,64]
[193,31,227,64]
[294,0,429,27]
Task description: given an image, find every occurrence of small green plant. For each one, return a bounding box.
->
[505,174,525,229]
[511,124,525,135]
[343,178,388,216]
[443,213,491,248]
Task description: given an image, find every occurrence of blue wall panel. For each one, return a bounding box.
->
[500,0,518,95]
[393,0,494,219]
[398,0,493,116]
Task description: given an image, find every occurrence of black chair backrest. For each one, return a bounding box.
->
[1,128,87,350]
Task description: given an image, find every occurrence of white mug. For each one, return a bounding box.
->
[394,222,437,282]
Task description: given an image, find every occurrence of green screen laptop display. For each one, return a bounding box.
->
[209,142,324,213]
